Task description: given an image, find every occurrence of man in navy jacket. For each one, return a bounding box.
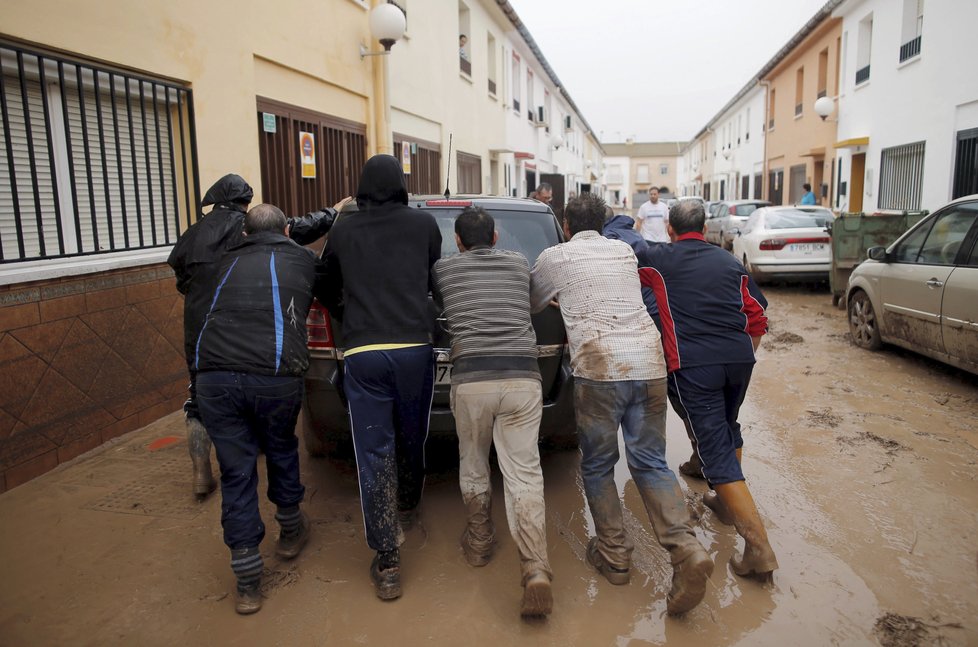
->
[636,201,779,583]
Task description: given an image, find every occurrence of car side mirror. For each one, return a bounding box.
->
[867,246,887,261]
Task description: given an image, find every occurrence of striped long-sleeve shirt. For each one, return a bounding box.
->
[433,247,540,384]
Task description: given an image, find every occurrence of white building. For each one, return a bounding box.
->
[831,0,978,213]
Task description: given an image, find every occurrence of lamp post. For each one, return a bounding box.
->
[361,2,406,155]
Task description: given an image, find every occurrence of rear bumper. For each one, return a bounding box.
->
[751,260,830,280]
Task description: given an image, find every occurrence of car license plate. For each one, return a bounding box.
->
[788,243,826,254]
[435,363,453,385]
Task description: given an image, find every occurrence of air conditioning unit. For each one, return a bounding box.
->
[564,115,572,131]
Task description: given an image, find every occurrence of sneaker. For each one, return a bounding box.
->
[666,549,714,615]
[520,572,553,618]
[370,554,402,601]
[275,512,310,560]
[586,537,630,585]
[235,584,263,615]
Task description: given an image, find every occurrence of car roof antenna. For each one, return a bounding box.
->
[443,133,453,199]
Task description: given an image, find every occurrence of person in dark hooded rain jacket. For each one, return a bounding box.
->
[167,173,349,500]
[320,154,441,601]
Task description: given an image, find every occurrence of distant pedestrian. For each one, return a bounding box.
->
[634,186,670,242]
[530,194,714,616]
[433,207,553,618]
[636,200,778,583]
[320,154,442,601]
[800,183,817,205]
[194,204,326,614]
[167,174,347,501]
[535,183,553,206]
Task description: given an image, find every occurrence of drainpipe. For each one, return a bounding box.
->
[760,79,772,201]
[371,0,393,155]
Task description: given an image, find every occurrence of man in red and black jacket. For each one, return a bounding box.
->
[635,200,779,583]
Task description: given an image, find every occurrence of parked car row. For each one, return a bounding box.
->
[705,200,771,249]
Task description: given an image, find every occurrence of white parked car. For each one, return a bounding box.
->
[845,195,978,375]
[731,206,833,283]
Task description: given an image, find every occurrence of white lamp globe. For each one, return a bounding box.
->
[550,133,564,149]
[814,96,834,119]
[370,4,406,51]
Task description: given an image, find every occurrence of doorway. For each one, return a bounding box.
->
[850,153,865,212]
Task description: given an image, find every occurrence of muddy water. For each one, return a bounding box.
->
[0,287,976,646]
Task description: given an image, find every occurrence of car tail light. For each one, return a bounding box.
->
[425,199,473,207]
[306,300,334,348]
[759,236,831,250]
[729,205,737,215]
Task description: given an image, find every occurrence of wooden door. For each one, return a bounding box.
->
[850,153,865,213]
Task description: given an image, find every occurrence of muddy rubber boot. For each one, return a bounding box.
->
[703,490,735,525]
[371,550,402,601]
[666,546,714,615]
[520,571,553,618]
[187,417,216,500]
[714,481,779,582]
[460,492,496,567]
[230,546,263,614]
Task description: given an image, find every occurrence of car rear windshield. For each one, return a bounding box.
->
[766,209,831,229]
[735,204,763,217]
[432,208,559,265]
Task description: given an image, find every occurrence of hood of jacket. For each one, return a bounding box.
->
[356,154,408,208]
[603,214,636,233]
[202,174,254,209]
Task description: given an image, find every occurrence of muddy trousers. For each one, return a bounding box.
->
[668,363,753,485]
[450,379,552,581]
[574,377,702,570]
[196,372,306,549]
[344,346,434,553]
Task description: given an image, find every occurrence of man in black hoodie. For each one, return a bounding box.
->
[321,155,441,601]
[195,203,326,614]
[168,174,348,500]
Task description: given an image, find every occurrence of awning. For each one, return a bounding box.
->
[515,151,535,160]
[834,136,870,149]
[800,146,826,158]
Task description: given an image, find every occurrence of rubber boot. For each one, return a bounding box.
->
[187,417,216,500]
[460,492,496,566]
[713,480,779,582]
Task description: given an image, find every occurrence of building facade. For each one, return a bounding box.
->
[601,142,684,210]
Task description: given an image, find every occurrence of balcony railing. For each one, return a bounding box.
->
[488,78,496,95]
[856,64,871,84]
[795,103,803,116]
[899,36,921,62]
[459,55,471,76]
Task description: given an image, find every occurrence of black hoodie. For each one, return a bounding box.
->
[321,155,442,349]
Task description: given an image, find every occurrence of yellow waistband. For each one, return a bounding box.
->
[343,343,426,357]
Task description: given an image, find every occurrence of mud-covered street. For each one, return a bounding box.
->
[1,287,976,646]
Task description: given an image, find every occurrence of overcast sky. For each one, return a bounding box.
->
[506,0,829,144]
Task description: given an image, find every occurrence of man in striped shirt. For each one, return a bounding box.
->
[530,194,713,616]
[432,207,553,618]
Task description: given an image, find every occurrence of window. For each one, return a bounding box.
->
[511,53,520,113]
[660,163,668,175]
[0,42,197,263]
[768,88,776,129]
[879,141,925,210]
[607,164,623,185]
[746,107,751,141]
[856,14,873,84]
[952,128,978,199]
[526,70,534,122]
[817,48,828,98]
[458,3,471,76]
[795,67,804,116]
[487,34,497,96]
[543,89,550,129]
[895,209,973,265]
[636,164,650,183]
[456,151,481,193]
[900,0,924,62]
[834,37,842,95]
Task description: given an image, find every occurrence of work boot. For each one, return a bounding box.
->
[235,583,263,615]
[460,492,496,567]
[703,490,734,525]
[714,481,779,582]
[520,571,553,618]
[230,546,263,615]
[275,509,310,560]
[371,550,402,601]
[678,453,704,479]
[187,417,216,500]
[666,547,714,615]
[586,537,630,585]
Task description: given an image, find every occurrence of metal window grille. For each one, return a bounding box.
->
[879,141,925,210]
[0,42,198,263]
[394,138,441,195]
[899,36,921,62]
[952,128,978,200]
[856,65,871,84]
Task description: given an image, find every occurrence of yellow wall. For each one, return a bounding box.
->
[2,0,374,203]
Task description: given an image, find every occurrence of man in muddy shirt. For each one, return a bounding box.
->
[529,194,713,616]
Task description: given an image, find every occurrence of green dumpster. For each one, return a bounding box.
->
[827,210,928,307]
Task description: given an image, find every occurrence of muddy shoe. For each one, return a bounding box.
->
[398,507,418,531]
[730,542,779,583]
[371,554,402,601]
[678,454,704,479]
[586,537,630,585]
[235,584,263,615]
[703,491,735,526]
[460,527,495,567]
[187,418,216,500]
[666,548,714,615]
[520,572,553,618]
[275,512,310,560]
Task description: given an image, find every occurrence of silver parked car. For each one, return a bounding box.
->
[705,200,771,250]
[845,195,978,375]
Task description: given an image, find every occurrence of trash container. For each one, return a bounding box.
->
[827,210,928,307]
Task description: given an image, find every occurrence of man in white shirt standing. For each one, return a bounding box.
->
[634,186,670,243]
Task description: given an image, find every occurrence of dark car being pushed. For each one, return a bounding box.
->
[301,196,577,455]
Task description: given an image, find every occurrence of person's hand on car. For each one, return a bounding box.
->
[332,196,354,211]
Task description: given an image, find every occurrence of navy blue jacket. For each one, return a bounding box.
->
[602,215,659,324]
[636,232,768,372]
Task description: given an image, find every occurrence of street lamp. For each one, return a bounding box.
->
[814,96,835,121]
[360,3,406,59]
[550,132,564,150]
[360,2,406,156]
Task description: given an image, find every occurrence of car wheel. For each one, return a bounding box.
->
[848,290,882,350]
